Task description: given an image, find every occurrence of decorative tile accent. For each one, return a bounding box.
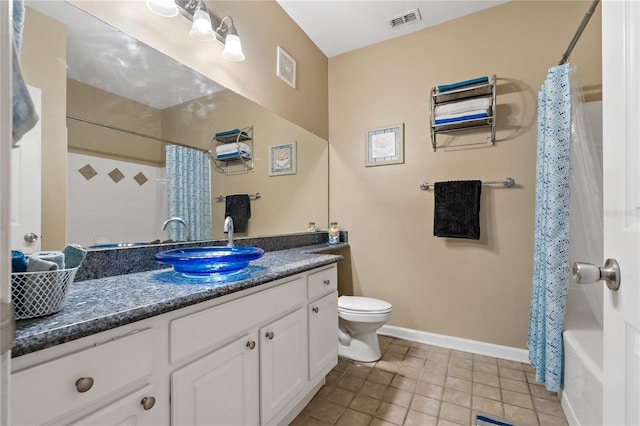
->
[133,172,148,186]
[78,164,97,180]
[108,168,125,183]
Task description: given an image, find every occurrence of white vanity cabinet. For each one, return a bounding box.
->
[259,307,307,424]
[71,385,157,426]
[11,263,339,426]
[307,266,339,380]
[171,333,260,425]
[11,329,156,425]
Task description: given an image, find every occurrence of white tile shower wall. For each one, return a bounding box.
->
[67,153,167,247]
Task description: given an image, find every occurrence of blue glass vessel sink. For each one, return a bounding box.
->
[155,246,265,274]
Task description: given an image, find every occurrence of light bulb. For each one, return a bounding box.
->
[222,34,245,61]
[146,0,179,17]
[189,9,216,41]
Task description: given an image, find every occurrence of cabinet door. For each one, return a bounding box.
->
[71,385,158,426]
[171,333,259,426]
[260,308,307,424]
[309,292,338,379]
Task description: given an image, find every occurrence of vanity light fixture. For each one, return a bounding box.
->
[146,0,245,61]
[218,17,245,61]
[189,0,216,41]
[146,0,179,17]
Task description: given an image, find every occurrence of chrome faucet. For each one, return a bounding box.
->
[162,217,191,241]
[224,216,234,247]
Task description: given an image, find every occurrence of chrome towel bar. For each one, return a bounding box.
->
[215,193,261,202]
[420,178,515,191]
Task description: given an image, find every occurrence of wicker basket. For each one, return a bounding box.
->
[11,268,78,319]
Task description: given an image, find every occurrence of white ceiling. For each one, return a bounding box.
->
[276,0,510,58]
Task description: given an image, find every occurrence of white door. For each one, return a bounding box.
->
[1,2,13,425]
[602,1,640,424]
[10,85,41,253]
[171,333,259,425]
[308,292,338,379]
[259,307,307,425]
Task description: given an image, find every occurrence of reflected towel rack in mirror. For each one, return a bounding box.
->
[215,193,261,202]
[419,178,515,191]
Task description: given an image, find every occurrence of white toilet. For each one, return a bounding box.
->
[337,296,393,362]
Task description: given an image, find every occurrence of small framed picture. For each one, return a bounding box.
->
[269,142,297,176]
[277,46,296,88]
[365,123,404,167]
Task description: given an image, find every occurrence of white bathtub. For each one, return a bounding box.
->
[561,307,603,426]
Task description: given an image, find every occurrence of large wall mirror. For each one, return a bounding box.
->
[20,1,329,251]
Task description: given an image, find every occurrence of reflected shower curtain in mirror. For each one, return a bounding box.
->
[528,63,571,392]
[166,146,211,241]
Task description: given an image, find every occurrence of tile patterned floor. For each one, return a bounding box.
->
[292,336,568,426]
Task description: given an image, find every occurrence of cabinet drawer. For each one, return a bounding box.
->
[71,385,157,426]
[12,329,153,425]
[170,277,304,364]
[307,265,337,300]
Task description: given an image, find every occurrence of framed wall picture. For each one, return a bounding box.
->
[365,123,404,167]
[277,46,296,88]
[269,142,297,176]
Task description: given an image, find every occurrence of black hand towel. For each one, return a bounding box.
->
[225,194,251,233]
[433,180,482,240]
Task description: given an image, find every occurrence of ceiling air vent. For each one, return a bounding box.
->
[389,8,422,29]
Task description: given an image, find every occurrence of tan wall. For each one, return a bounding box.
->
[68,0,329,140]
[328,1,602,348]
[21,8,67,251]
[67,79,165,166]
[162,90,329,237]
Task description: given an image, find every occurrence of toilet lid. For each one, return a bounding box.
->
[338,296,392,313]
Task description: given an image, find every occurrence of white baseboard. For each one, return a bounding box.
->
[378,324,530,364]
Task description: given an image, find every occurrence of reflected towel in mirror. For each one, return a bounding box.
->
[225,194,251,233]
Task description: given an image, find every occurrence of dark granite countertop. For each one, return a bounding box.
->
[13,243,348,358]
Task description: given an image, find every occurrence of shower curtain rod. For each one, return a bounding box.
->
[67,114,210,154]
[558,0,600,65]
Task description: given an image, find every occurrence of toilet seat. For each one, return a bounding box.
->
[338,296,392,314]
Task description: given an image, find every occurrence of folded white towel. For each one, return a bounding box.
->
[434,98,491,117]
[216,143,251,155]
[435,109,488,121]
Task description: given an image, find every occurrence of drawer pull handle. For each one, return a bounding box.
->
[323,279,331,285]
[141,396,156,410]
[75,377,94,393]
[246,340,256,350]
[312,307,319,313]
[265,331,274,340]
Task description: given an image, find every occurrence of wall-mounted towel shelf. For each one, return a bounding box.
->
[215,193,261,202]
[429,75,496,152]
[420,177,514,191]
[209,126,254,175]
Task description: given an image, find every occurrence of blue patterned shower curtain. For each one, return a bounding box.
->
[166,145,212,241]
[528,64,571,392]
